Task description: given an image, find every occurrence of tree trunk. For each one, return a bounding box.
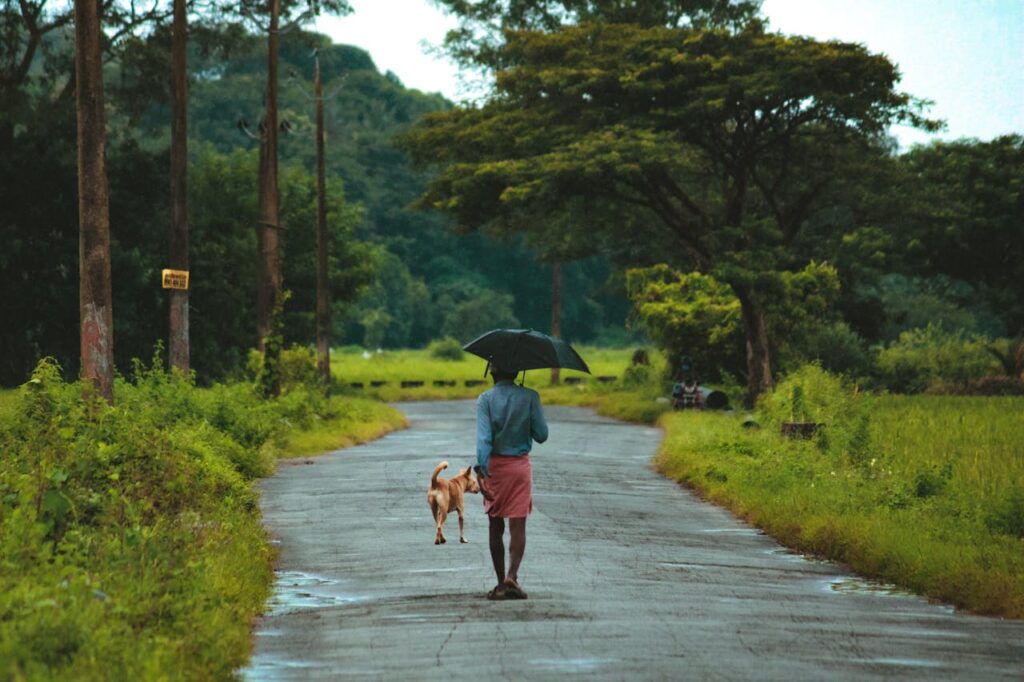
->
[75,0,114,403]
[550,260,562,385]
[734,285,772,406]
[256,0,282,350]
[314,55,331,390]
[168,0,189,373]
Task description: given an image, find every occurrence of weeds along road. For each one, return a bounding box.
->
[243,401,1024,681]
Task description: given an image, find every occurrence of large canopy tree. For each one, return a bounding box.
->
[435,0,760,69]
[400,22,938,401]
[895,135,1024,336]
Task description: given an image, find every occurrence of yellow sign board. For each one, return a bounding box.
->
[162,269,190,290]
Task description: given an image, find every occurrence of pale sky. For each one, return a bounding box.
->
[315,0,1024,149]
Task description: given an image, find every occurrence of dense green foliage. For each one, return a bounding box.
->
[654,367,1024,618]
[0,24,632,387]
[399,19,942,399]
[0,355,404,678]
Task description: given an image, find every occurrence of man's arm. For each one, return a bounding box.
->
[475,395,493,476]
[530,391,549,443]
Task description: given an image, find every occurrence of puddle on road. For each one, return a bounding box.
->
[865,657,947,669]
[266,570,361,616]
[826,576,915,598]
[242,655,319,681]
[529,658,615,673]
[701,527,765,535]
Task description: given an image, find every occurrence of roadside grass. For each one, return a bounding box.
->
[0,359,405,679]
[278,397,407,458]
[0,388,16,421]
[654,390,1024,618]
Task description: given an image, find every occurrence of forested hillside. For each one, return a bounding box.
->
[0,26,629,386]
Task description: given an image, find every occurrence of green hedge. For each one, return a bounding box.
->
[0,356,402,679]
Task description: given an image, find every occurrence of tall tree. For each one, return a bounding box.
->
[896,136,1024,336]
[314,50,331,387]
[168,0,189,372]
[257,0,283,358]
[238,0,351,359]
[74,0,114,402]
[435,0,760,69]
[400,23,937,402]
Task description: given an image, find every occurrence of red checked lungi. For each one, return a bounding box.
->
[483,454,532,519]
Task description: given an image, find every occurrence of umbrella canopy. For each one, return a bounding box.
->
[463,329,591,374]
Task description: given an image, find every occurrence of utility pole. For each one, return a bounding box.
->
[75,0,115,403]
[314,52,331,389]
[257,0,283,352]
[168,0,189,373]
[550,260,562,385]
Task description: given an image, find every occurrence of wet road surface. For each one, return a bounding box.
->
[242,401,1024,680]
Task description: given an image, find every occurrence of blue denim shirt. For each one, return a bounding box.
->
[476,380,549,473]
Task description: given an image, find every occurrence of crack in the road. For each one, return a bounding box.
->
[435,620,461,667]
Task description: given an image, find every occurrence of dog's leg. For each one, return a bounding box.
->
[457,505,469,544]
[435,507,447,545]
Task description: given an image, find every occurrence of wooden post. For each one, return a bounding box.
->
[168,0,189,373]
[550,260,562,385]
[257,0,282,350]
[314,53,331,389]
[75,0,114,403]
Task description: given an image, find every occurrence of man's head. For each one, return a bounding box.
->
[490,364,517,383]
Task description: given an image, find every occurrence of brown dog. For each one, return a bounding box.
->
[427,461,480,545]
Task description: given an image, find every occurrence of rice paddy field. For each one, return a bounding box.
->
[329,346,657,404]
[655,393,1024,618]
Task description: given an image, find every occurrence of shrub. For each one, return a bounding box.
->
[428,336,465,361]
[280,345,318,388]
[248,344,319,393]
[875,325,996,393]
[986,487,1024,539]
[758,364,874,459]
[0,359,274,678]
[622,362,655,389]
[795,321,873,379]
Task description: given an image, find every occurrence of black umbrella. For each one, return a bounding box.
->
[463,329,591,374]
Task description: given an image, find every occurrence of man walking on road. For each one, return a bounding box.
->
[474,365,548,600]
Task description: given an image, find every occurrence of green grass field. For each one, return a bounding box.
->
[655,394,1024,618]
[330,346,654,404]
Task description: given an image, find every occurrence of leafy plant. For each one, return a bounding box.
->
[875,325,996,393]
[428,337,466,361]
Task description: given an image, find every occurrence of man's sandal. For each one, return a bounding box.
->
[486,584,508,600]
[501,579,528,600]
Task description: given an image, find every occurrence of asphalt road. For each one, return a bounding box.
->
[242,400,1024,681]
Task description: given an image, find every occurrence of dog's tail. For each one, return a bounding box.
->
[430,461,449,488]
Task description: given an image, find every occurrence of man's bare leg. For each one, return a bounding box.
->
[507,517,526,583]
[488,515,506,585]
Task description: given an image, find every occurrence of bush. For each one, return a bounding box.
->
[248,344,319,393]
[875,325,996,393]
[428,337,465,361]
[622,363,655,389]
[0,358,273,678]
[986,487,1024,539]
[758,364,875,460]
[795,321,873,379]
[936,376,1024,396]
[280,345,318,388]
